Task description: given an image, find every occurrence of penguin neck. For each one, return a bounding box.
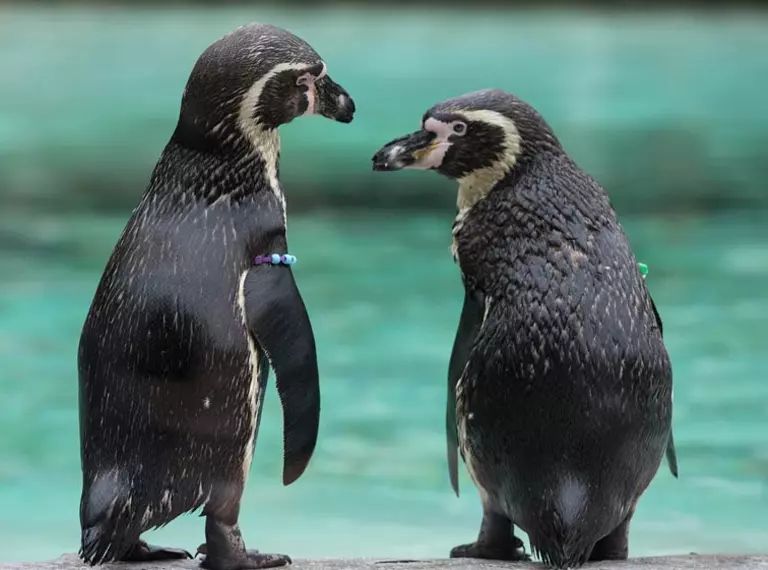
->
[455,161,512,216]
[451,153,614,283]
[163,123,283,207]
[244,128,285,222]
[239,125,281,196]
[451,161,522,258]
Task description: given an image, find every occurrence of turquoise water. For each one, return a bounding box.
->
[0,209,767,562]
[2,1,768,562]
[3,6,768,212]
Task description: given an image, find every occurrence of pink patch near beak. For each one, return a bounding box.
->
[408,117,455,169]
[412,141,452,170]
[300,62,327,117]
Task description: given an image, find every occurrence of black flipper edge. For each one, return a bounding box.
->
[446,289,485,496]
[242,265,320,486]
[649,293,679,478]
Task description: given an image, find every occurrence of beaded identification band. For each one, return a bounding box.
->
[254,254,642,275]
[253,254,297,266]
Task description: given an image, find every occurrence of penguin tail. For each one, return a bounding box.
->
[529,513,593,569]
[529,476,594,568]
[80,501,146,566]
[530,538,592,569]
[80,518,143,565]
[80,523,124,565]
[79,472,145,565]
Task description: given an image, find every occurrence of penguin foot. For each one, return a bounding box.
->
[589,543,628,562]
[201,514,291,570]
[589,510,632,562]
[200,550,291,570]
[450,536,530,562]
[122,540,193,562]
[451,508,530,562]
[197,544,260,557]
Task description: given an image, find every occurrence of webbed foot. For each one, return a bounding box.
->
[122,540,192,562]
[450,509,530,561]
[197,544,260,557]
[589,508,633,562]
[200,514,291,570]
[450,536,530,561]
[201,550,291,570]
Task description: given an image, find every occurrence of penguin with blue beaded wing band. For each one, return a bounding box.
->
[371,89,677,569]
[77,23,354,570]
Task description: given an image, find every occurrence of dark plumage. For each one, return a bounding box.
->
[372,89,677,569]
[78,23,355,570]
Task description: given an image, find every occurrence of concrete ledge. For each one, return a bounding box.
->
[3,554,768,570]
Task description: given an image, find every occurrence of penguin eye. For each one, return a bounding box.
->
[453,122,467,135]
[296,73,313,87]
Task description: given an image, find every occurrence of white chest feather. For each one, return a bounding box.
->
[237,270,262,483]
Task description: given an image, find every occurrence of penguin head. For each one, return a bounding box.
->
[175,23,355,147]
[371,89,561,180]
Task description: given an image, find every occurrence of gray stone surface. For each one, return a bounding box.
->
[2,555,768,570]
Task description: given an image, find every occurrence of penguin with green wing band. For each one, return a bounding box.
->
[372,89,677,569]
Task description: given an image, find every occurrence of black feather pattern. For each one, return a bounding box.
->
[374,90,677,568]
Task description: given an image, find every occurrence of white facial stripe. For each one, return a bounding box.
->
[317,61,327,80]
[238,61,313,134]
[460,109,521,161]
[455,109,521,213]
[239,60,328,126]
[238,62,313,222]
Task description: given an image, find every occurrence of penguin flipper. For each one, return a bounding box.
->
[649,292,679,478]
[447,288,485,496]
[665,430,679,478]
[243,265,320,487]
[649,294,664,337]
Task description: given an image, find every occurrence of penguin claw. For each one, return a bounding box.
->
[123,540,193,562]
[200,550,291,570]
[243,551,292,569]
[450,540,531,562]
[196,544,261,559]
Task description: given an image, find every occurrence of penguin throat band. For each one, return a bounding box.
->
[253,254,297,266]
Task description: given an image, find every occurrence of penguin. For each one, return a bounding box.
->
[371,89,677,569]
[77,23,355,570]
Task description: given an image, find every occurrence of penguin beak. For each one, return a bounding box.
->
[313,74,356,123]
[371,130,441,171]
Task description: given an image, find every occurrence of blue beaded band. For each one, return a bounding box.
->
[253,253,297,266]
